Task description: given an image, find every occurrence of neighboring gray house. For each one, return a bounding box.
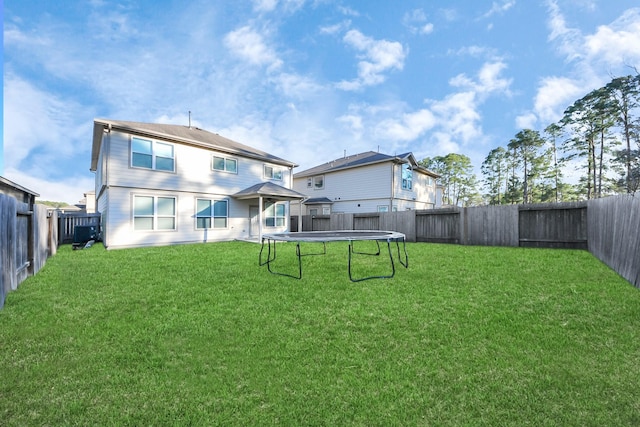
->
[90,119,305,249]
[291,151,440,215]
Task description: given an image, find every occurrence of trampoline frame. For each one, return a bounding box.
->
[259,230,408,282]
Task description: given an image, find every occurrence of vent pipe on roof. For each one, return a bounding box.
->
[188,111,192,128]
[344,149,346,159]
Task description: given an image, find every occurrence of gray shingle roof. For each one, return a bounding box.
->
[233,181,306,200]
[303,197,334,204]
[91,119,297,171]
[294,151,438,178]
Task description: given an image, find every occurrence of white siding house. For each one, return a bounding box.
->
[291,151,440,215]
[90,119,304,249]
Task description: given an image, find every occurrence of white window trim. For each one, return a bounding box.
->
[307,175,324,189]
[212,156,238,174]
[264,165,283,181]
[401,164,413,190]
[133,195,177,231]
[130,137,175,172]
[195,198,229,229]
[265,202,286,227]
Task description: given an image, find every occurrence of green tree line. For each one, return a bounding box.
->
[421,74,639,206]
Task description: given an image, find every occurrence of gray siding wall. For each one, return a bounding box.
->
[105,130,292,194]
[293,161,437,214]
[97,130,291,249]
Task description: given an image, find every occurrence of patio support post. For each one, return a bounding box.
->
[258,196,264,242]
[299,200,303,232]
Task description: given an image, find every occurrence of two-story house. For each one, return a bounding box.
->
[90,119,305,249]
[291,151,440,215]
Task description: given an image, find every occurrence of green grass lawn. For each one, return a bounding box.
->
[1,241,639,426]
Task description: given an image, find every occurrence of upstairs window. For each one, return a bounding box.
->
[212,156,237,173]
[264,165,283,180]
[131,137,175,172]
[196,199,228,229]
[402,164,413,190]
[307,175,324,190]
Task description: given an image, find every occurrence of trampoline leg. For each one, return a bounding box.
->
[260,239,303,279]
[259,238,276,266]
[348,239,396,282]
[395,237,408,268]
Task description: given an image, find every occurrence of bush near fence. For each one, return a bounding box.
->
[293,196,638,288]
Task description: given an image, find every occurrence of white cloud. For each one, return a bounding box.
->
[546,0,587,61]
[421,23,435,34]
[251,0,306,13]
[3,167,94,205]
[253,0,278,12]
[430,132,461,155]
[224,25,283,70]
[403,9,435,35]
[429,91,483,144]
[448,45,500,60]
[338,6,360,17]
[337,114,364,139]
[3,75,94,204]
[481,1,516,19]
[583,8,640,67]
[319,20,351,35]
[4,74,88,167]
[528,4,640,127]
[272,73,324,98]
[533,76,584,124]
[336,30,407,91]
[375,109,437,142]
[515,112,538,129]
[449,61,512,96]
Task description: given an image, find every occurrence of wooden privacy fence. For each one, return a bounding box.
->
[295,202,588,248]
[588,195,640,289]
[1,194,58,309]
[293,196,638,288]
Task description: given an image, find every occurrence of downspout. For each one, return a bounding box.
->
[390,162,395,211]
[103,124,112,248]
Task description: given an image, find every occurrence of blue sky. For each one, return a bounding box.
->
[3,0,640,203]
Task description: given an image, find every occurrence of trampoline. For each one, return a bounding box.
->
[259,230,408,282]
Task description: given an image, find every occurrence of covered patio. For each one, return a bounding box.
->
[233,181,306,241]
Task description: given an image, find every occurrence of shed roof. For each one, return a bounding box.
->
[0,176,40,197]
[91,119,297,171]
